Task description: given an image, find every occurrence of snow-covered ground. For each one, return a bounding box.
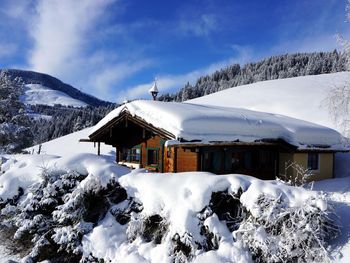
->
[19,83,87,107]
[0,128,348,262]
[26,127,115,158]
[0,150,349,262]
[189,72,350,134]
[312,177,350,262]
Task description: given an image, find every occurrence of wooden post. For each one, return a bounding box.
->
[98,142,101,156]
[174,147,177,173]
[116,147,119,163]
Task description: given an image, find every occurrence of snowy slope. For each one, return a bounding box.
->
[19,83,87,107]
[26,127,114,158]
[188,72,350,134]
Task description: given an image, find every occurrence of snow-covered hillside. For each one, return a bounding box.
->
[26,127,114,158]
[189,72,350,134]
[20,84,87,107]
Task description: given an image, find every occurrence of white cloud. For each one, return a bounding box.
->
[89,59,153,100]
[271,34,340,55]
[178,14,217,37]
[28,0,114,77]
[117,51,253,102]
[22,0,154,101]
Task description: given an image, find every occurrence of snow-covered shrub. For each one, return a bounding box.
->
[235,194,339,263]
[208,189,246,232]
[110,198,143,225]
[0,168,128,263]
[171,232,195,263]
[126,213,169,244]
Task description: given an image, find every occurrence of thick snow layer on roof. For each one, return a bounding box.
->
[91,100,344,150]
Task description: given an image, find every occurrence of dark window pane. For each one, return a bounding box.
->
[212,151,223,172]
[147,149,158,166]
[308,153,319,170]
[121,147,140,163]
[244,151,252,169]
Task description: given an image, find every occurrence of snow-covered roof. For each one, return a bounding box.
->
[90,100,345,150]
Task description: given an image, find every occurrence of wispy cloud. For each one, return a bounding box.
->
[270,33,344,55]
[178,14,217,37]
[89,59,154,100]
[28,0,114,76]
[20,0,153,100]
[0,42,17,58]
[117,50,253,102]
[0,0,33,20]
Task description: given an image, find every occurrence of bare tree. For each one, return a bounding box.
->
[328,1,350,137]
[323,83,350,137]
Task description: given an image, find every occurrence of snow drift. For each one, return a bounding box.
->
[0,154,341,263]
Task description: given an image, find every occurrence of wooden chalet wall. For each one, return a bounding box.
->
[176,148,199,172]
[163,146,199,173]
[140,135,164,171]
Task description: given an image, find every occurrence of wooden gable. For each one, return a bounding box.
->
[89,111,174,148]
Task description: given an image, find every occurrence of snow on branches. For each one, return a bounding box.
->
[235,194,339,263]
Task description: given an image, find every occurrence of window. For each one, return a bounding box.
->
[121,147,141,163]
[307,153,319,170]
[129,148,141,162]
[259,150,276,169]
[147,148,159,166]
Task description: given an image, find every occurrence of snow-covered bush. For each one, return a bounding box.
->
[235,194,339,263]
[0,167,128,263]
[0,156,342,262]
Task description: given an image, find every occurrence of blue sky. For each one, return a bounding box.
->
[0,0,349,102]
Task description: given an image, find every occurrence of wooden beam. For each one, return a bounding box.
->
[79,139,92,142]
[89,111,175,142]
[174,147,177,173]
[98,142,101,156]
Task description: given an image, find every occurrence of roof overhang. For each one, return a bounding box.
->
[89,110,175,143]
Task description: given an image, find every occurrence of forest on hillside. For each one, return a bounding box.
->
[159,50,347,102]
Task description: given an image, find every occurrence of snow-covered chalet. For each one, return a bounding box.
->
[86,100,346,182]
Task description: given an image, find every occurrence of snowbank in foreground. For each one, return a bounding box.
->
[82,171,320,263]
[0,153,129,201]
[0,154,348,263]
